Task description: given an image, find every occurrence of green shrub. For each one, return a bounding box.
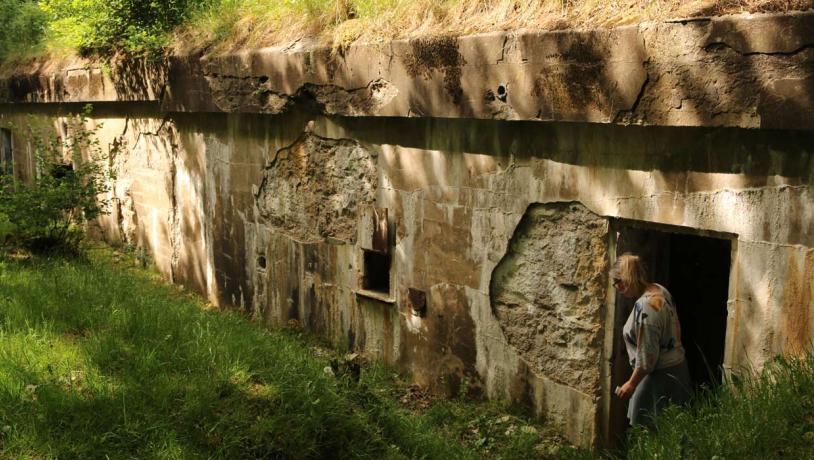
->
[0,212,13,244]
[0,0,47,63]
[41,0,196,55]
[0,110,112,253]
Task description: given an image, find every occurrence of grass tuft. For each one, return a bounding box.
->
[173,0,814,54]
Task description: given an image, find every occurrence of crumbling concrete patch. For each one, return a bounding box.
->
[255,132,378,243]
[205,74,291,113]
[299,79,398,116]
[490,202,608,394]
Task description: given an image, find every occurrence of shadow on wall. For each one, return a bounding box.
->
[327,115,814,182]
[158,13,814,133]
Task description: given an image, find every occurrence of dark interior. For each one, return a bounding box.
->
[616,225,731,389]
[666,233,731,388]
[362,250,390,294]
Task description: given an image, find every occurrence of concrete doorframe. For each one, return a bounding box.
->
[598,218,738,448]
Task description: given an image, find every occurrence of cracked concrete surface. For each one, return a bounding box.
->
[3,11,814,130]
[491,202,608,395]
[255,132,378,243]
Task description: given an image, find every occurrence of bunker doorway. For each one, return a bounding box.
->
[0,128,12,176]
[606,221,733,442]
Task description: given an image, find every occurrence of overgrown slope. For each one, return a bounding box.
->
[0,247,585,459]
[1,0,812,65]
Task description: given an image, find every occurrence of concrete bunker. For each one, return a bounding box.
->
[3,10,814,449]
[606,220,735,442]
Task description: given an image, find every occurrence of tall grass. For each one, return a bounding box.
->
[174,0,814,54]
[624,353,814,459]
[2,249,813,458]
[0,248,585,459]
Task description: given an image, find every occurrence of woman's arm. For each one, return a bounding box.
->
[616,368,646,399]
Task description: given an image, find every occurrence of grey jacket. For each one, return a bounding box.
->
[623,283,686,373]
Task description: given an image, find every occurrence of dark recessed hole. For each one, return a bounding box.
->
[496,84,508,101]
[616,225,731,390]
[50,162,74,179]
[259,76,269,84]
[362,249,390,294]
[610,223,732,445]
[0,128,12,176]
[257,255,267,270]
[408,288,427,317]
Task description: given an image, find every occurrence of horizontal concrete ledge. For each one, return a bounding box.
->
[2,11,814,130]
[0,58,166,105]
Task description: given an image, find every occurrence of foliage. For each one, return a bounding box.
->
[0,248,584,458]
[40,0,196,55]
[0,0,47,63]
[0,110,111,253]
[624,352,814,459]
[1,0,811,63]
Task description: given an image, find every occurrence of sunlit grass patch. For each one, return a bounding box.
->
[624,351,814,459]
[173,0,814,54]
[0,247,582,458]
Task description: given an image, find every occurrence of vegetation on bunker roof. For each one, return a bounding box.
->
[0,0,812,69]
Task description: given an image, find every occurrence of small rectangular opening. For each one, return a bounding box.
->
[362,249,391,294]
[0,128,12,176]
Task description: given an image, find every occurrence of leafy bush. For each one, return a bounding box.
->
[40,0,196,55]
[0,0,47,63]
[0,110,111,253]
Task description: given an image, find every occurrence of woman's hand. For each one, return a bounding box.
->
[615,380,637,399]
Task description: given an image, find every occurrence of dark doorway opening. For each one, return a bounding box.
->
[0,128,12,176]
[362,249,391,294]
[607,221,732,443]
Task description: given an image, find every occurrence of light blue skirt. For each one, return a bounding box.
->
[628,360,693,426]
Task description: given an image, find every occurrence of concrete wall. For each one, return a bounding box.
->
[2,106,811,446]
[1,11,813,449]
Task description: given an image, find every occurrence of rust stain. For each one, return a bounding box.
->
[372,207,389,253]
[782,248,814,355]
[398,284,480,397]
[383,303,394,363]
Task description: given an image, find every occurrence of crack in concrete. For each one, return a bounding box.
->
[704,42,814,56]
[613,183,808,201]
[614,72,650,123]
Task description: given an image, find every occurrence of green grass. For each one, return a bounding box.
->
[0,246,584,459]
[3,246,813,459]
[623,353,814,459]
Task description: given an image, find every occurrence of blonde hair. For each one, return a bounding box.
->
[611,253,650,297]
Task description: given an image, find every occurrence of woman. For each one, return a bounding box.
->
[612,253,692,426]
